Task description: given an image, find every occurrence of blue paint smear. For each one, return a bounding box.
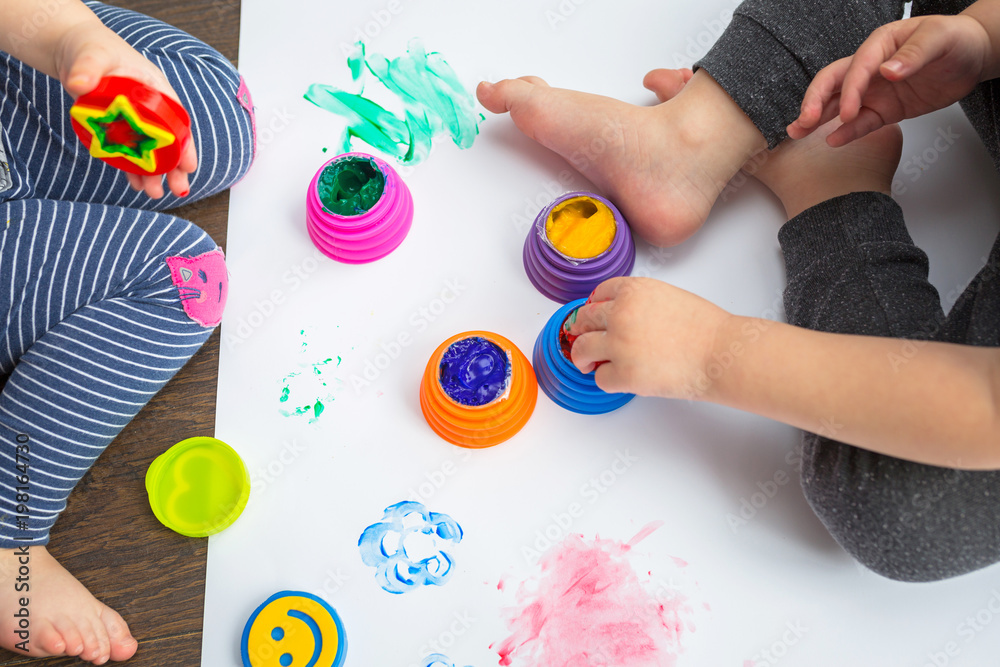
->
[439,336,510,406]
[422,654,473,667]
[358,501,463,595]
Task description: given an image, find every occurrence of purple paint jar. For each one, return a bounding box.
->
[522,191,635,303]
[306,152,414,264]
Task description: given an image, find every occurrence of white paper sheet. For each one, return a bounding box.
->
[204,1,1000,665]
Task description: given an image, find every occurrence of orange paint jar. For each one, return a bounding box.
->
[419,331,537,448]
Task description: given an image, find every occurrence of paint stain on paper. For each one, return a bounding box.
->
[278,330,344,423]
[492,523,692,667]
[358,500,463,594]
[305,40,483,164]
[421,654,473,667]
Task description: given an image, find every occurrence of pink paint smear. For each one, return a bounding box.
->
[492,522,693,667]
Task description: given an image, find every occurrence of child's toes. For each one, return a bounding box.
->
[642,68,693,102]
[102,608,138,661]
[60,626,86,657]
[518,75,549,87]
[35,621,66,655]
[477,77,541,114]
[88,618,113,664]
[78,620,105,663]
[110,634,138,662]
[51,617,86,656]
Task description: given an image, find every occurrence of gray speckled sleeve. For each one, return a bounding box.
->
[695,1,907,147]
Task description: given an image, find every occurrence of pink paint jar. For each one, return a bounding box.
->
[306,152,414,263]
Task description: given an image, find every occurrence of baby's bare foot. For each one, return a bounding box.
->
[751,119,903,219]
[478,69,767,247]
[0,546,137,664]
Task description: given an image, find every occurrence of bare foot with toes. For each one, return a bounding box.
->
[1,546,137,664]
[478,68,768,247]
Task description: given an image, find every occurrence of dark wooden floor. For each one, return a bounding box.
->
[0,1,240,664]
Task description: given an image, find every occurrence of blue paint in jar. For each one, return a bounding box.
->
[438,336,510,406]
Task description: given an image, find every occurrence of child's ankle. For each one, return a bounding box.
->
[669,70,768,171]
[753,123,902,219]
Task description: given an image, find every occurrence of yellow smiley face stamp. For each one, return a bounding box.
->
[241,591,347,667]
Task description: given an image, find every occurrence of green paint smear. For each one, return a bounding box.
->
[304,39,484,165]
[347,44,366,80]
[279,400,324,424]
[279,348,337,423]
[317,156,385,216]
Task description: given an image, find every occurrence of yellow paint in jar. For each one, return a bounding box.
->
[545,196,616,259]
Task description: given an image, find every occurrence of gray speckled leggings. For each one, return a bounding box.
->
[778,190,1000,583]
[698,0,1000,581]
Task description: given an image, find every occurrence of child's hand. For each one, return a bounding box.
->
[787,14,991,147]
[56,22,196,199]
[566,277,732,400]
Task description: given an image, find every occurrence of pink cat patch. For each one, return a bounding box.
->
[166,248,228,327]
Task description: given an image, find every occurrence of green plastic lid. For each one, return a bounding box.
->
[145,436,250,537]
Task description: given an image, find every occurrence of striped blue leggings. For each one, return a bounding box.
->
[0,2,255,547]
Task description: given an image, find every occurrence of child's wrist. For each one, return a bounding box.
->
[962,1,1000,80]
[0,0,106,81]
[52,18,113,84]
[693,311,746,404]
